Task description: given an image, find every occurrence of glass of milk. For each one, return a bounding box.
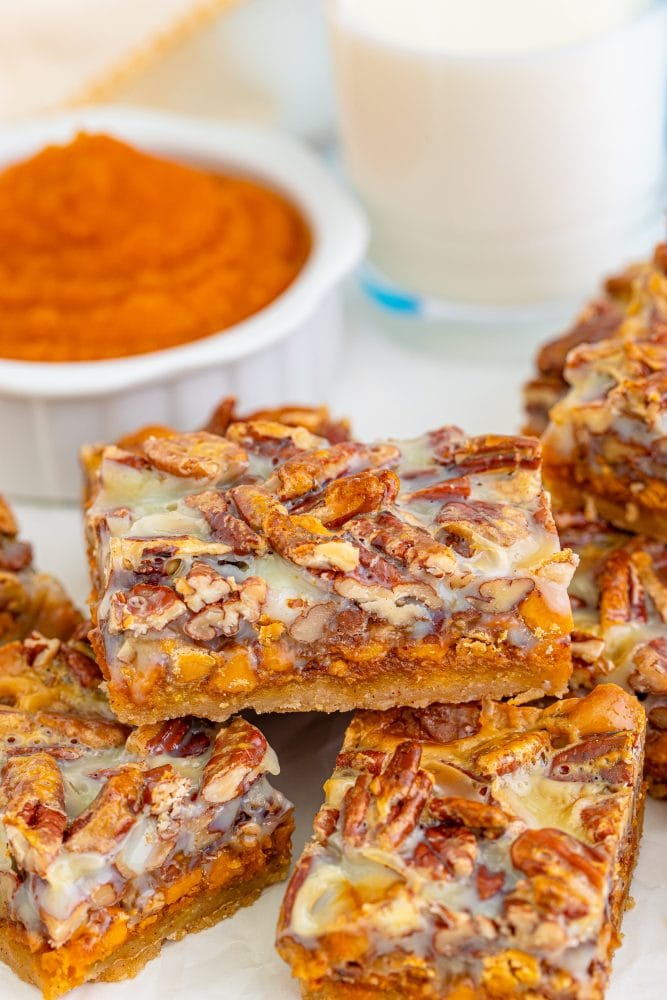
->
[327,0,667,332]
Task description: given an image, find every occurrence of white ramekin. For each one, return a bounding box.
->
[0,106,367,500]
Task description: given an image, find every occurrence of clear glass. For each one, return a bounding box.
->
[327,0,667,326]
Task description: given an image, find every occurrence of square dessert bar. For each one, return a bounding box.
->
[84,418,576,724]
[557,511,667,798]
[276,687,645,1000]
[522,243,664,438]
[0,496,81,645]
[0,696,292,999]
[542,329,667,540]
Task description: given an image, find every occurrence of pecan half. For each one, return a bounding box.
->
[66,766,144,854]
[2,753,66,875]
[474,731,551,777]
[631,550,667,623]
[401,476,471,503]
[598,548,646,630]
[185,491,265,555]
[142,432,248,483]
[510,828,606,892]
[427,797,510,838]
[436,500,530,551]
[265,442,400,503]
[549,732,635,785]
[201,717,277,804]
[629,637,667,695]
[452,435,541,476]
[126,718,212,757]
[297,470,400,528]
[347,512,462,583]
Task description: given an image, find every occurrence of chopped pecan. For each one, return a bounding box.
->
[142,764,192,838]
[628,637,667,695]
[2,753,66,875]
[108,584,186,636]
[312,804,340,843]
[60,644,103,690]
[598,548,646,629]
[413,826,477,878]
[510,828,606,892]
[175,562,234,612]
[580,795,627,845]
[265,442,401,503]
[476,865,505,900]
[66,766,144,854]
[201,717,277,804]
[126,718,211,757]
[184,491,265,554]
[549,732,635,785]
[183,576,266,640]
[142,432,248,482]
[297,470,399,528]
[335,749,388,776]
[427,797,510,839]
[474,731,551,777]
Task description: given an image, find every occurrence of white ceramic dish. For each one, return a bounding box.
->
[0,106,367,500]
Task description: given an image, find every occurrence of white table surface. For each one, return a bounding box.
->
[7,290,667,999]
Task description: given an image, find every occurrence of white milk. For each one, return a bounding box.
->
[328,0,667,305]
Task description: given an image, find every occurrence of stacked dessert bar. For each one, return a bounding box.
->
[0,386,650,999]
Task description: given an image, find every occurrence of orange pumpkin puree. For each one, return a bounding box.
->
[0,133,311,362]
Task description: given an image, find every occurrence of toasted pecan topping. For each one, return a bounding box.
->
[202,717,275,804]
[65,765,145,853]
[2,753,66,875]
[108,584,186,636]
[185,491,265,554]
[598,548,646,630]
[143,432,248,482]
[266,442,400,503]
[126,718,211,757]
[297,470,400,528]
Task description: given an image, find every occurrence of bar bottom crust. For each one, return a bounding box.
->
[0,820,292,1000]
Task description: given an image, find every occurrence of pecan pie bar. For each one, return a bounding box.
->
[0,709,293,999]
[0,628,112,719]
[84,419,576,724]
[277,687,645,1000]
[557,511,667,798]
[542,327,667,540]
[522,244,664,437]
[0,496,81,645]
